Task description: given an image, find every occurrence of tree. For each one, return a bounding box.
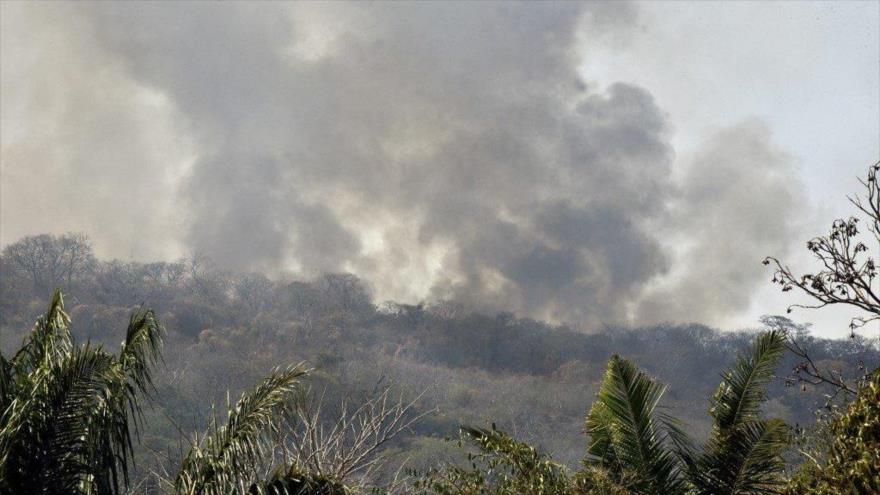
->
[765,163,880,396]
[584,330,789,495]
[411,425,586,495]
[585,355,686,495]
[0,290,163,494]
[278,386,430,492]
[172,365,308,495]
[2,233,96,294]
[765,162,880,340]
[172,381,428,495]
[415,330,790,495]
[784,368,880,494]
[232,272,277,318]
[0,291,341,495]
[686,330,789,495]
[763,162,880,494]
[315,273,374,316]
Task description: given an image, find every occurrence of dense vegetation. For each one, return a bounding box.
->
[412,329,791,494]
[2,235,873,486]
[0,291,801,494]
[1,165,879,493]
[785,367,880,494]
[2,289,875,494]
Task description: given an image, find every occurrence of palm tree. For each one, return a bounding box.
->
[0,291,332,495]
[0,290,164,494]
[0,291,328,495]
[173,365,310,495]
[687,330,789,495]
[585,355,688,495]
[585,330,789,495]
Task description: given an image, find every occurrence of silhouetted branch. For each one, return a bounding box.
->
[764,161,880,339]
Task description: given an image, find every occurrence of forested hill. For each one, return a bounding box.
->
[1,234,876,476]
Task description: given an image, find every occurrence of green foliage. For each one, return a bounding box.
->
[3,238,868,478]
[785,368,880,494]
[687,329,789,495]
[0,291,322,495]
[174,365,307,495]
[0,290,164,494]
[410,425,624,495]
[1,287,873,495]
[709,330,786,431]
[585,355,685,494]
[571,466,635,495]
[250,466,346,495]
[584,331,789,495]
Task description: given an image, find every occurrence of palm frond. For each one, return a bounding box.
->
[175,365,307,495]
[0,290,73,474]
[586,399,617,465]
[692,419,789,495]
[585,355,686,494]
[413,425,573,495]
[249,466,345,495]
[1,344,132,494]
[10,289,72,376]
[113,307,165,444]
[119,307,165,396]
[0,353,12,419]
[710,330,786,430]
[47,345,126,495]
[0,291,164,495]
[690,330,789,495]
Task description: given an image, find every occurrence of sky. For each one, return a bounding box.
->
[1,1,878,337]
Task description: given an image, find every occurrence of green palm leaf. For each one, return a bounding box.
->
[1,290,74,477]
[175,365,307,495]
[585,355,686,495]
[119,307,165,396]
[1,343,134,494]
[9,290,72,377]
[0,290,164,495]
[711,330,786,431]
[0,353,13,422]
[690,330,789,495]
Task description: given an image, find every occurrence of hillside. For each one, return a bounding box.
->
[2,239,875,484]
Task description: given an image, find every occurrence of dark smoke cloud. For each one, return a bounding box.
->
[1,2,804,328]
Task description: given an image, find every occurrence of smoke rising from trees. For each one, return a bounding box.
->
[0,2,804,328]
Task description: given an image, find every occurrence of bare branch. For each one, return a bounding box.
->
[764,162,880,344]
[270,385,434,491]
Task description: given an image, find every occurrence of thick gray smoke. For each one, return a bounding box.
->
[0,2,804,328]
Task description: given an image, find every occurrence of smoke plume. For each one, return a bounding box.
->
[0,2,804,328]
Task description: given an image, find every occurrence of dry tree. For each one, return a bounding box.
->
[764,161,880,396]
[267,386,433,493]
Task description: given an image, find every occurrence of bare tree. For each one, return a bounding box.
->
[143,261,186,288]
[760,315,862,398]
[232,272,276,316]
[764,161,880,395]
[316,273,374,315]
[269,386,433,492]
[2,232,96,293]
[181,251,229,304]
